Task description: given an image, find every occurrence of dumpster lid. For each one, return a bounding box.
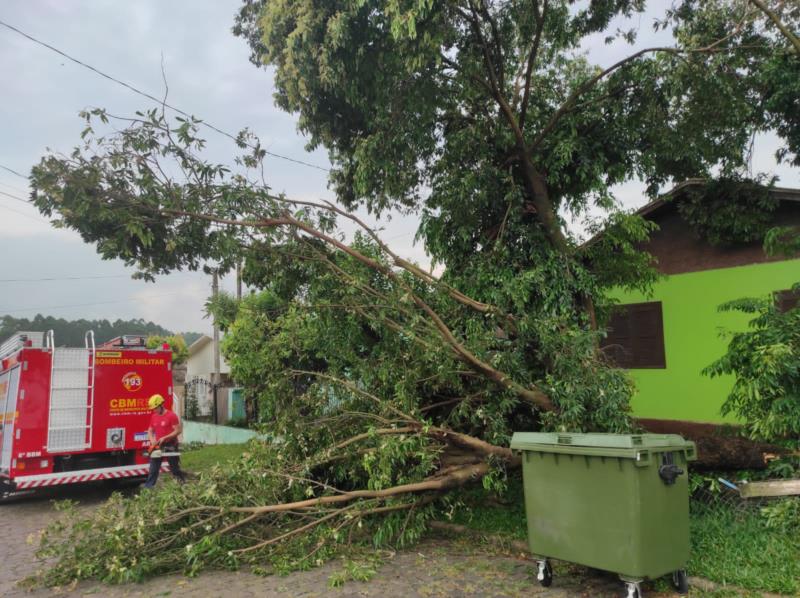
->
[510,432,692,451]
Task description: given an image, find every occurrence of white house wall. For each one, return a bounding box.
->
[186,338,231,380]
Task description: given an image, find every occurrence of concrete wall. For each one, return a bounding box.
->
[182,420,258,445]
[611,258,800,423]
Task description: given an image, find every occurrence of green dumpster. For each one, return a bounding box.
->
[509,432,696,598]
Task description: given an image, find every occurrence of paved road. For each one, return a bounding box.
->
[1,485,632,598]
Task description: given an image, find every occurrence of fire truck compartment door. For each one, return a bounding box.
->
[1,366,21,473]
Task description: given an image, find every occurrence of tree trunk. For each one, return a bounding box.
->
[638,419,783,470]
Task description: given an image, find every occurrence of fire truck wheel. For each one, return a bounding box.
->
[0,490,34,503]
[103,476,147,490]
[103,477,143,491]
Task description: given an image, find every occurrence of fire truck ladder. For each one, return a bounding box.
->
[46,331,96,453]
[0,331,45,362]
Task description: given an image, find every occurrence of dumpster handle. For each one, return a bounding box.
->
[658,452,684,485]
[634,450,651,467]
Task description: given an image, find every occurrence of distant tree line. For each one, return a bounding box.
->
[0,314,202,348]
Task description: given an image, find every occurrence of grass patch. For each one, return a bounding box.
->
[180,443,247,474]
[449,475,799,595]
[690,500,800,595]
[448,479,527,542]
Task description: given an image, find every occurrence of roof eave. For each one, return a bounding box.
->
[581,179,800,250]
[187,335,213,356]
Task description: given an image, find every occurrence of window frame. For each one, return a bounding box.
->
[601,300,667,370]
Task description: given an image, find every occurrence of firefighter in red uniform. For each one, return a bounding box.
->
[143,394,186,488]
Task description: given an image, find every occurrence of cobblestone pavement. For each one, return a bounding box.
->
[1,485,638,598]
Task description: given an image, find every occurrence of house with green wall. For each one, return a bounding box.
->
[600,180,800,437]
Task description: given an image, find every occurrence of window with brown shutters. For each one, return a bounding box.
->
[775,289,800,313]
[601,301,666,369]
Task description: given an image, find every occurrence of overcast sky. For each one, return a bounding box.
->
[1,2,797,337]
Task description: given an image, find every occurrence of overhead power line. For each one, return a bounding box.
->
[0,291,185,315]
[0,189,32,205]
[0,189,48,223]
[0,163,27,179]
[0,179,29,195]
[0,19,331,173]
[0,203,47,224]
[0,274,130,283]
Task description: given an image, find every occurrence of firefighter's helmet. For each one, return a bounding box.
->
[148,394,165,410]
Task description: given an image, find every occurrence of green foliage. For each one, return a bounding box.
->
[185,390,200,421]
[33,440,437,587]
[581,212,660,295]
[765,225,800,258]
[677,176,779,246]
[704,294,800,441]
[759,47,800,166]
[236,0,799,252]
[689,472,726,496]
[448,476,527,542]
[27,104,636,437]
[328,558,380,588]
[760,498,800,532]
[765,454,800,479]
[217,237,634,456]
[204,291,241,332]
[31,107,267,282]
[0,314,187,347]
[146,334,189,364]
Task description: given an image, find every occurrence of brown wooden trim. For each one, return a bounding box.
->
[642,201,800,275]
[775,288,800,313]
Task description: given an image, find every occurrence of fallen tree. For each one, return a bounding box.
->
[27,0,800,585]
[30,106,634,585]
[36,441,453,583]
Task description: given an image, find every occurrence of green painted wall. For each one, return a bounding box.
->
[611,259,800,423]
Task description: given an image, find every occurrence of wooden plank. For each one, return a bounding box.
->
[739,479,800,498]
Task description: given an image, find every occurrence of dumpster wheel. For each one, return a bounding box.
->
[535,559,553,587]
[671,569,689,595]
[623,580,643,598]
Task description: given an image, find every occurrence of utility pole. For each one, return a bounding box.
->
[236,260,242,301]
[211,269,221,424]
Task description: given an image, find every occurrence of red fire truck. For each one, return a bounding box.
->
[0,331,174,496]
